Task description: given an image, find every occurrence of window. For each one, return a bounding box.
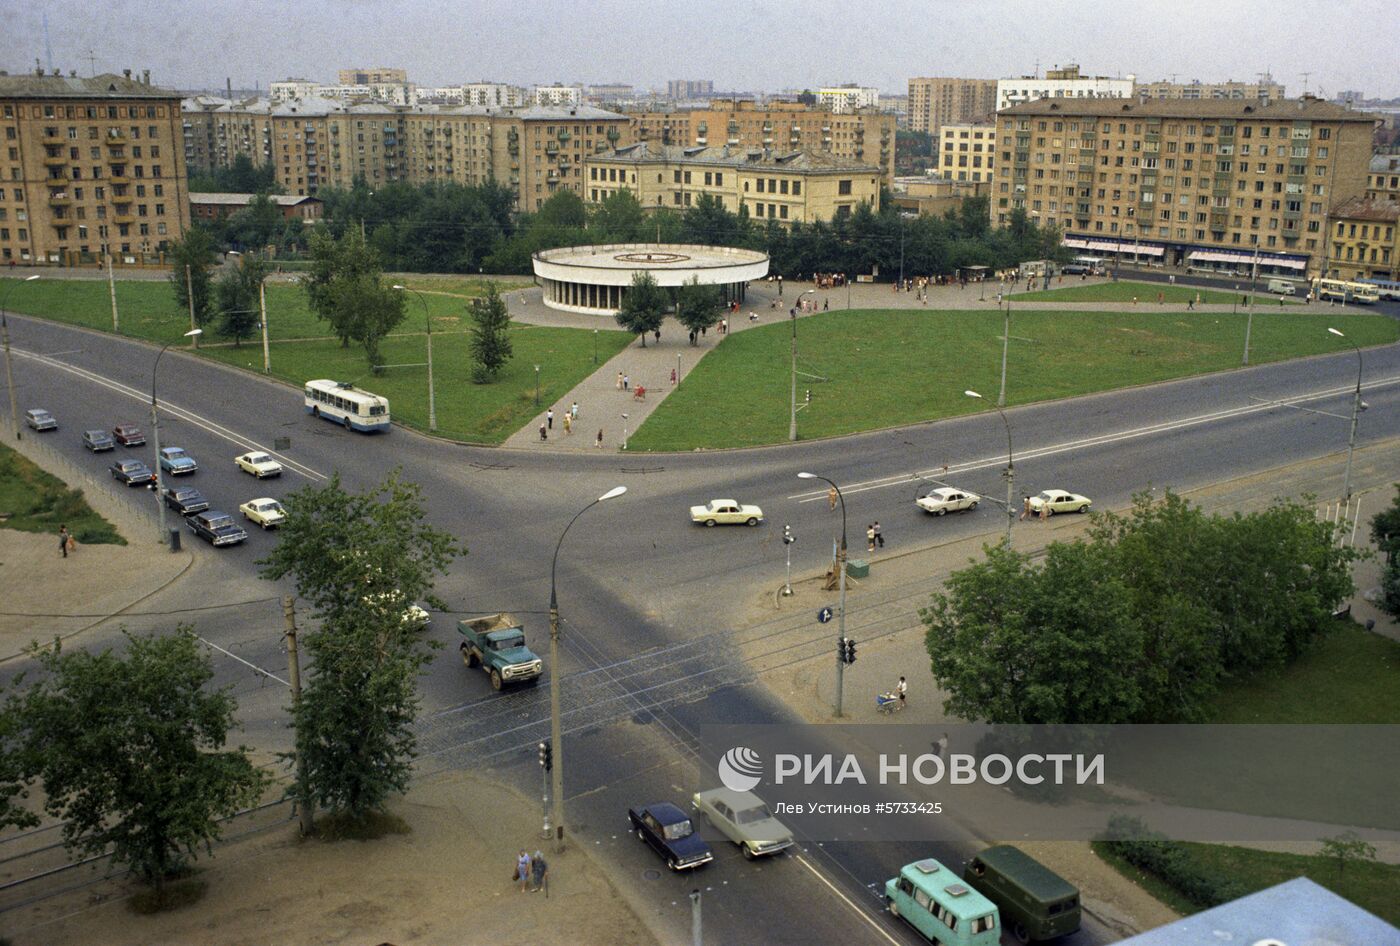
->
[838,179,852,195]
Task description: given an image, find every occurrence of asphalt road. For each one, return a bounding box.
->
[5,311,1400,945]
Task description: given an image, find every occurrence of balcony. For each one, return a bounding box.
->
[545,143,559,155]
[43,153,67,167]
[107,174,131,186]
[105,129,126,141]
[42,134,65,146]
[47,191,71,205]
[113,213,135,225]
[557,130,571,142]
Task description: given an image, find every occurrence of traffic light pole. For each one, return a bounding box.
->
[782,523,794,597]
[538,741,552,840]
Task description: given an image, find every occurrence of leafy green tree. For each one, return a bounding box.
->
[589,190,648,243]
[674,276,723,343]
[1371,485,1400,619]
[469,282,514,382]
[14,630,266,890]
[214,253,268,347]
[0,694,39,832]
[335,272,405,371]
[258,472,460,822]
[167,228,217,327]
[303,228,404,366]
[224,193,283,251]
[1319,831,1378,876]
[615,271,668,346]
[534,189,588,232]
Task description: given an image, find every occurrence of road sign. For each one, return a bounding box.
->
[818,606,834,624]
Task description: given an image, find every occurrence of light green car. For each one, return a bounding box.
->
[691,787,793,859]
[689,499,764,527]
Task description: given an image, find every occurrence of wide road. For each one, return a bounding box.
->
[5,311,1399,944]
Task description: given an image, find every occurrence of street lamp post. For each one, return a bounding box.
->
[534,364,541,408]
[2,275,41,440]
[997,297,1012,408]
[797,471,848,718]
[790,289,815,442]
[152,328,203,545]
[392,285,436,431]
[620,412,629,451]
[1328,327,1364,501]
[965,390,1014,547]
[1242,252,1259,366]
[259,277,271,374]
[549,486,627,851]
[593,328,599,365]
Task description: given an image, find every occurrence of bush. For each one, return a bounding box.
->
[1100,816,1245,908]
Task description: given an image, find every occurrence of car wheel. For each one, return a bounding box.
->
[704,519,716,528]
[968,501,978,510]
[311,405,320,418]
[262,521,272,530]
[1078,504,1090,514]
[636,828,646,843]
[936,507,947,516]
[1046,507,1054,516]
[746,517,758,527]
[1013,921,1031,944]
[887,897,900,918]
[489,669,503,691]
[742,844,757,860]
[342,415,351,429]
[460,643,479,668]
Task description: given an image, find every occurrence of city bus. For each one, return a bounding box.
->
[304,379,391,432]
[1064,255,1107,275]
[1359,278,1400,301]
[1313,279,1381,305]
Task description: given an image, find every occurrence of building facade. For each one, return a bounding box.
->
[992,97,1377,277]
[667,80,714,101]
[1,70,190,266]
[817,86,879,114]
[533,85,582,107]
[907,77,997,136]
[270,79,320,103]
[1327,196,1398,280]
[1367,153,1400,200]
[996,65,1133,112]
[584,141,881,224]
[189,192,323,222]
[890,176,988,217]
[338,68,407,85]
[937,123,996,182]
[628,101,896,181]
[462,83,527,108]
[1136,76,1285,103]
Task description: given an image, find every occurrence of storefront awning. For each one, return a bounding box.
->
[1188,250,1308,269]
[1062,237,1090,249]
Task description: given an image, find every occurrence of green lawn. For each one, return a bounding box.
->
[0,443,124,545]
[626,308,1399,450]
[1014,280,1266,304]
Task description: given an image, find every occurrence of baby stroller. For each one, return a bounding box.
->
[876,692,904,715]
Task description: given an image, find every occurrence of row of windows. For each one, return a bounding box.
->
[1335,244,1394,263]
[2,104,167,120]
[1336,222,1396,240]
[1012,118,1331,141]
[0,220,168,239]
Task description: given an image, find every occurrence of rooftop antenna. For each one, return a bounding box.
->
[42,10,54,74]
[1300,71,1311,95]
[84,49,97,77]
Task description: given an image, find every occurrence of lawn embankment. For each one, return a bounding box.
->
[0,443,124,544]
[1014,280,1271,304]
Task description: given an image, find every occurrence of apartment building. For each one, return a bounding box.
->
[996,64,1133,112]
[0,69,189,265]
[992,97,1377,277]
[667,80,714,100]
[462,83,527,108]
[1136,76,1285,103]
[534,85,582,107]
[937,123,995,182]
[1328,196,1398,280]
[584,141,880,224]
[1367,153,1400,200]
[338,68,407,85]
[906,77,997,135]
[817,86,879,114]
[270,79,320,103]
[628,101,895,181]
[890,176,988,217]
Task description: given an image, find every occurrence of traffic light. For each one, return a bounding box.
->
[839,638,857,665]
[538,741,553,771]
[783,524,794,545]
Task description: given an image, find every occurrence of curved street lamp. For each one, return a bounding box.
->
[797,471,849,717]
[152,328,203,544]
[1328,328,1364,501]
[1,274,41,440]
[965,390,1014,547]
[547,485,626,851]
[392,285,436,431]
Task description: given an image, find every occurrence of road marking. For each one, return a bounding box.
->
[790,375,1400,502]
[794,853,903,945]
[13,347,326,481]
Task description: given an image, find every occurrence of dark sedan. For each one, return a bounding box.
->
[187,510,248,547]
[163,485,209,516]
[82,429,115,452]
[628,802,713,871]
[112,423,146,447]
[110,459,155,486]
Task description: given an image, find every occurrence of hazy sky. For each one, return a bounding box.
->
[4,0,1397,98]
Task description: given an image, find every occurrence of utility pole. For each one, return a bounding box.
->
[1,312,18,442]
[185,265,198,347]
[690,889,703,946]
[283,596,315,837]
[537,741,552,840]
[997,298,1011,407]
[790,289,813,441]
[259,278,270,373]
[1242,251,1258,365]
[106,253,119,332]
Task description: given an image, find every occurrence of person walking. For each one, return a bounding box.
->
[653,328,661,344]
[866,524,876,553]
[531,850,549,893]
[670,367,677,385]
[562,413,572,435]
[616,371,623,390]
[516,851,532,893]
[539,424,547,442]
[571,401,579,420]
[1039,499,1049,521]
[623,374,630,392]
[58,525,70,559]
[596,428,604,448]
[933,732,949,758]
[896,675,907,705]
[546,408,554,430]
[873,521,884,548]
[1019,495,1032,521]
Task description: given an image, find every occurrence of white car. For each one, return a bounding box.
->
[235,451,283,479]
[691,787,794,859]
[689,499,764,527]
[1028,489,1092,516]
[916,487,980,516]
[239,497,286,529]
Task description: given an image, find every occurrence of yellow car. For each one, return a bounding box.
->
[689,499,764,527]
[235,451,283,479]
[239,497,286,529]
[1028,489,1092,516]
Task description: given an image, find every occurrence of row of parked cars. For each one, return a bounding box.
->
[25,408,287,548]
[686,487,1092,530]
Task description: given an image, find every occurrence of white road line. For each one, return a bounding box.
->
[14,347,326,481]
[196,635,288,687]
[790,375,1400,502]
[794,853,903,945]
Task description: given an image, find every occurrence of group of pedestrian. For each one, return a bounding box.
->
[865,521,884,552]
[58,524,75,558]
[1019,495,1049,522]
[514,849,548,893]
[540,402,581,442]
[616,371,630,392]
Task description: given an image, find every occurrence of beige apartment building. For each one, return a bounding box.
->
[1136,77,1285,103]
[584,142,881,224]
[1367,154,1400,200]
[890,176,988,217]
[938,123,995,182]
[1,70,190,266]
[993,97,1376,277]
[627,101,895,182]
[337,68,407,85]
[1328,196,1398,280]
[182,98,632,211]
[907,77,997,136]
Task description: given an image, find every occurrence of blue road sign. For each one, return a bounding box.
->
[818,606,834,624]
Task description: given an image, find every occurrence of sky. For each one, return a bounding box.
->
[3,0,1397,99]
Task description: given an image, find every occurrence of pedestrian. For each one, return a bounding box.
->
[571,401,579,420]
[546,408,554,430]
[516,850,532,893]
[623,374,630,391]
[1157,291,1164,304]
[531,850,549,892]
[563,413,572,435]
[1039,499,1049,521]
[866,524,876,552]
[596,428,604,448]
[1187,297,1194,310]
[1132,296,1138,306]
[689,330,696,345]
[873,521,883,548]
[670,367,677,385]
[58,525,70,559]
[653,328,661,344]
[539,423,547,442]
[823,297,829,310]
[896,675,907,705]
[616,371,623,390]
[701,324,706,336]
[1019,495,1031,521]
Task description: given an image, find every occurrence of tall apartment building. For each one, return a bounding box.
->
[995,64,1133,112]
[585,141,880,223]
[992,97,1376,277]
[629,100,896,181]
[1,69,190,266]
[907,77,997,135]
[462,83,527,108]
[181,97,631,212]
[817,86,879,114]
[667,80,714,101]
[533,85,582,107]
[338,68,407,85]
[937,122,996,182]
[1136,76,1285,103]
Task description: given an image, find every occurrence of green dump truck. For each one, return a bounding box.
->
[458,613,544,690]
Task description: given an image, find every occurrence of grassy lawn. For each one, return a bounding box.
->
[1093,839,1400,927]
[627,308,1399,450]
[1014,280,1267,304]
[201,325,633,443]
[0,443,124,544]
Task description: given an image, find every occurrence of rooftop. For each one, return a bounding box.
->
[1330,196,1400,222]
[999,95,1378,122]
[0,71,179,100]
[190,193,322,207]
[601,140,880,174]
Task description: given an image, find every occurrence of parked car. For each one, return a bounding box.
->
[689,499,764,527]
[24,409,57,432]
[111,423,146,447]
[235,451,282,478]
[158,446,198,476]
[916,487,980,516]
[691,787,793,859]
[964,845,1081,943]
[1027,490,1092,516]
[628,802,713,871]
[163,485,209,516]
[887,857,1001,945]
[239,497,286,529]
[82,429,115,452]
[187,510,248,547]
[110,458,155,486]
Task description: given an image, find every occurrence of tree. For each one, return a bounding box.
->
[1371,485,1400,619]
[258,472,461,822]
[0,693,39,832]
[303,228,404,366]
[468,282,513,382]
[589,190,647,243]
[1319,831,1378,876]
[224,193,283,251]
[673,276,723,343]
[335,272,405,370]
[14,630,266,891]
[214,254,268,347]
[615,271,668,346]
[167,228,217,328]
